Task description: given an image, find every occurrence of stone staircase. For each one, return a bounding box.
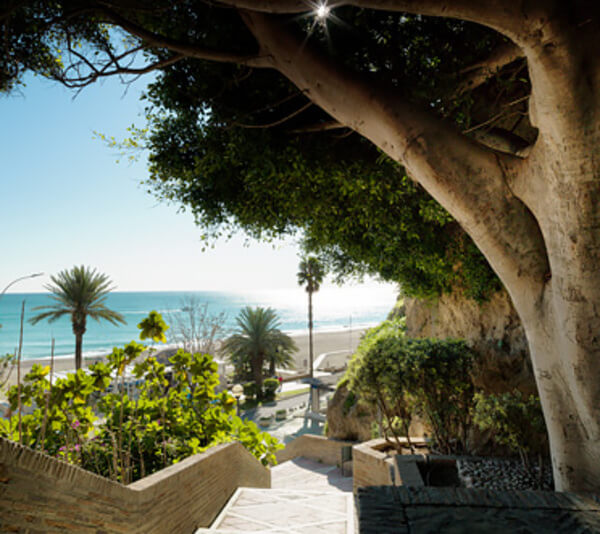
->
[196,457,354,533]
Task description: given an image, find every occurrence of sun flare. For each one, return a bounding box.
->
[315,3,331,20]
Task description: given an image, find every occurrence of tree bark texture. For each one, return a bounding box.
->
[72,315,86,371]
[308,290,314,378]
[74,334,83,371]
[234,4,600,492]
[252,353,264,397]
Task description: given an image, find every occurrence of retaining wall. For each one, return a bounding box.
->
[0,437,269,533]
[276,434,355,466]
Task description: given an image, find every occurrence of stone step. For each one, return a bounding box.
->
[198,486,355,533]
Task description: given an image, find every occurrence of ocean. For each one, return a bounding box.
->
[0,287,397,360]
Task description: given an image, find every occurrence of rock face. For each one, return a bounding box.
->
[326,383,377,442]
[327,288,537,443]
[405,289,536,395]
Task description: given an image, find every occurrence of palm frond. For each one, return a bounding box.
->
[297,256,325,293]
[28,265,125,327]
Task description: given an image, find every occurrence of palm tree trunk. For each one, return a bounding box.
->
[308,290,313,378]
[253,354,264,399]
[269,356,275,376]
[75,333,83,370]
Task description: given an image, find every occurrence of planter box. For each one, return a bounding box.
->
[353,438,428,494]
[259,415,273,427]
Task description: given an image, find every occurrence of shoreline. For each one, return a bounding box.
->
[10,322,376,363]
[1,328,367,393]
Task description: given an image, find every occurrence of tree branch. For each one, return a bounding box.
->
[97,6,271,68]
[219,0,526,41]
[456,41,523,95]
[231,100,313,128]
[54,32,186,88]
[289,120,345,133]
[241,11,549,300]
[59,53,186,88]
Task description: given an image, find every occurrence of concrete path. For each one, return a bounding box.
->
[197,457,354,533]
[271,457,353,493]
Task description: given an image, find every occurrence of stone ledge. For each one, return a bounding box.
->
[0,437,270,533]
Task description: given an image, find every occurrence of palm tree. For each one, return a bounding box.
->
[221,306,297,397]
[297,257,325,378]
[29,266,125,370]
[267,335,296,376]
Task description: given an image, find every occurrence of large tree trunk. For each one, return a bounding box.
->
[237,6,600,492]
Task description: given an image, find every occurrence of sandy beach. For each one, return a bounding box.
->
[1,328,367,394]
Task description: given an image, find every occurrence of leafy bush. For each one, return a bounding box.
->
[243,381,258,400]
[0,314,282,483]
[473,391,548,465]
[263,378,279,400]
[347,321,475,454]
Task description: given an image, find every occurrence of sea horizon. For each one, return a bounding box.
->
[0,286,397,360]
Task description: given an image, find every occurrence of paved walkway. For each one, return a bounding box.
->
[197,457,354,533]
[272,457,353,492]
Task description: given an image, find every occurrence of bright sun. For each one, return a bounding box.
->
[315,3,330,20]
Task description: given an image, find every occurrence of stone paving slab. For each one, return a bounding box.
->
[357,486,600,534]
[198,488,354,533]
[271,457,353,493]
[197,457,354,533]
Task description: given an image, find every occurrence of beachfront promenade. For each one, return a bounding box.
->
[1,328,364,393]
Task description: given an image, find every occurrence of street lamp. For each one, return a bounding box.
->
[0,273,44,330]
[232,383,244,416]
[0,273,44,299]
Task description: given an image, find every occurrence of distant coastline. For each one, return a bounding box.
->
[0,288,394,360]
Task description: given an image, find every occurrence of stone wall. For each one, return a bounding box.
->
[276,434,355,466]
[0,437,269,533]
[405,289,536,394]
[353,439,395,494]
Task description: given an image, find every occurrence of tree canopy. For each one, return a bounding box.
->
[1,2,520,301]
[138,7,515,300]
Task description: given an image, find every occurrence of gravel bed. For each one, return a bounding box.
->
[457,457,554,491]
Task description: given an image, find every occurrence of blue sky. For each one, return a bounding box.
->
[1,72,395,295]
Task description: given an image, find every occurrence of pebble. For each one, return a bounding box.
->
[456,458,554,491]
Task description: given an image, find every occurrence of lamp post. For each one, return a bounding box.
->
[0,273,44,299]
[0,273,44,330]
[232,383,244,416]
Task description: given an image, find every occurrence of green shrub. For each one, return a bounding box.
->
[263,378,279,400]
[243,381,258,400]
[0,313,282,483]
[473,391,548,465]
[342,391,357,416]
[346,323,475,454]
